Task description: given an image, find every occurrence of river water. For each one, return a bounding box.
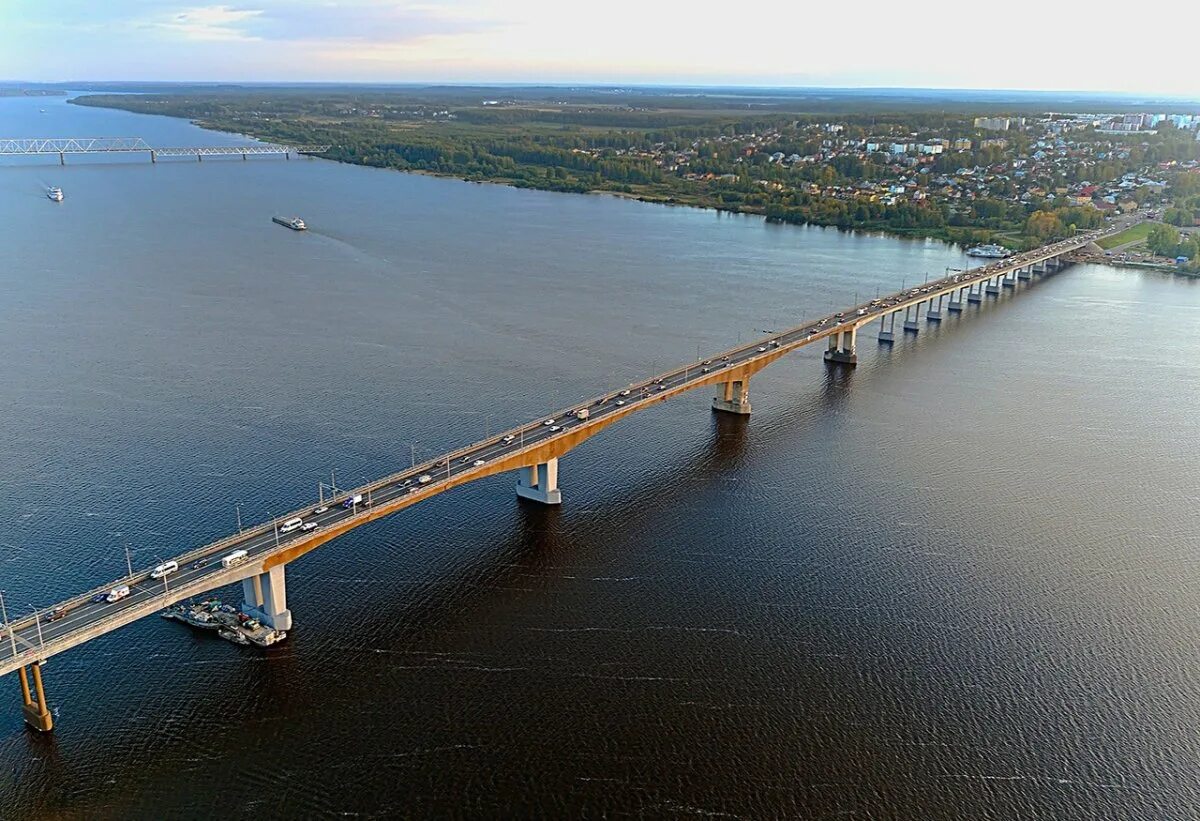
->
[0,93,1198,819]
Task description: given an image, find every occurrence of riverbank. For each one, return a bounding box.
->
[69,92,1072,253]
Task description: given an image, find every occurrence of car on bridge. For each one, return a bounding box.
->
[151,561,179,579]
[47,606,69,622]
[106,585,130,603]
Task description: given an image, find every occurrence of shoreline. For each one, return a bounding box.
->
[69,95,992,253]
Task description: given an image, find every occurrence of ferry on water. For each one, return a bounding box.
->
[272,215,306,231]
[966,243,1011,258]
[46,187,63,202]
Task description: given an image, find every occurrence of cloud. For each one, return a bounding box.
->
[244,3,493,43]
[144,2,494,47]
[152,5,265,42]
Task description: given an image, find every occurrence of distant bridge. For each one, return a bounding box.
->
[0,224,1125,734]
[0,137,330,164]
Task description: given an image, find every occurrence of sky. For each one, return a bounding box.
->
[2,0,1197,97]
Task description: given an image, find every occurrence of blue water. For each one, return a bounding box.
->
[0,92,1198,819]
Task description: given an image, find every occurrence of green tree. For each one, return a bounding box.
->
[1025,210,1064,241]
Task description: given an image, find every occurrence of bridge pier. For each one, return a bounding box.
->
[926,295,944,321]
[947,288,964,312]
[712,377,751,415]
[59,152,64,166]
[903,303,921,332]
[150,150,156,163]
[878,311,896,343]
[824,327,857,365]
[1017,266,1032,281]
[967,282,983,303]
[516,458,562,504]
[241,565,293,631]
[985,277,1001,295]
[18,662,53,733]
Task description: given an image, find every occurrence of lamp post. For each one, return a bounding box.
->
[28,606,45,654]
[235,502,243,533]
[124,543,133,579]
[0,590,16,657]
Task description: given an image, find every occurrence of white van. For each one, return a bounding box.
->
[221,549,249,568]
[106,585,130,603]
[280,517,304,534]
[151,560,179,579]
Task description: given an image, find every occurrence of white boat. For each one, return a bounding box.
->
[966,243,1011,258]
[272,215,306,231]
[47,187,63,202]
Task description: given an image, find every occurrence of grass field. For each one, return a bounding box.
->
[1098,222,1155,249]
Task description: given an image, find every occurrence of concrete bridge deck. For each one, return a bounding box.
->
[0,226,1122,728]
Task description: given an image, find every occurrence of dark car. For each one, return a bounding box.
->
[47,607,68,622]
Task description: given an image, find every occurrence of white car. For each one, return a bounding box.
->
[301,522,319,532]
[543,419,555,426]
[549,426,561,432]
[313,505,328,514]
[418,474,432,484]
[615,400,626,406]
[619,389,630,396]
[473,459,486,466]
[757,346,767,352]
[151,561,178,580]
[502,434,515,444]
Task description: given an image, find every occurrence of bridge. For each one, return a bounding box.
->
[0,137,330,164]
[0,227,1117,732]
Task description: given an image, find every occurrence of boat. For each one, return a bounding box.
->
[47,187,63,202]
[218,627,251,646]
[272,215,306,231]
[966,243,1011,258]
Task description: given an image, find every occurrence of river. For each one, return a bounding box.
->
[0,92,1198,819]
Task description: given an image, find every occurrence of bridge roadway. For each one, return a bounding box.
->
[0,226,1120,722]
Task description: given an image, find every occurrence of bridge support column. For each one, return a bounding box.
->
[1002,271,1017,288]
[947,288,964,312]
[1017,265,1032,280]
[967,283,983,303]
[516,458,562,504]
[197,153,202,162]
[985,277,1001,295]
[241,565,293,631]
[150,150,156,163]
[927,295,944,321]
[824,327,857,365]
[712,376,751,415]
[19,662,53,733]
[59,152,65,166]
[878,311,896,343]
[903,303,921,332]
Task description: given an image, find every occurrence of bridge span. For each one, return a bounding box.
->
[0,227,1117,732]
[0,137,330,164]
